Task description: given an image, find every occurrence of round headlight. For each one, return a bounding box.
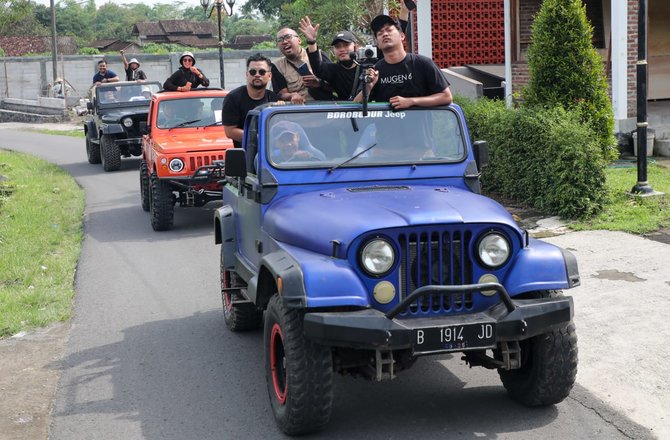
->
[122,117,133,128]
[477,232,511,268]
[360,238,395,276]
[168,158,184,172]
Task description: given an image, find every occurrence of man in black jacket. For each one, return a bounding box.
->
[163,51,210,92]
[299,16,360,101]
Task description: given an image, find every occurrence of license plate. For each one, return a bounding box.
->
[413,322,496,354]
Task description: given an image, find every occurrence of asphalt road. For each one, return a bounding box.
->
[0,129,655,439]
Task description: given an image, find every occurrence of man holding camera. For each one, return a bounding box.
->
[355,13,452,109]
[299,16,361,101]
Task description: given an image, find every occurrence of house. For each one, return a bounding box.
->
[411,0,666,131]
[132,20,219,49]
[228,35,274,50]
[0,36,77,57]
[89,40,141,53]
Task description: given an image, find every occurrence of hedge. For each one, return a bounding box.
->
[459,97,608,220]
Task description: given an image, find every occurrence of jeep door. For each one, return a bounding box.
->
[235,116,263,272]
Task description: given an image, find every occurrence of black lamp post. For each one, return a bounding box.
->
[631,0,654,195]
[200,0,235,88]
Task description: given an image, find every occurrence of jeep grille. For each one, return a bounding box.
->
[125,115,146,137]
[397,229,474,316]
[188,154,225,171]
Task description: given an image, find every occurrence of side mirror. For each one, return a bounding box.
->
[86,102,93,111]
[473,140,489,170]
[139,121,149,134]
[225,148,247,179]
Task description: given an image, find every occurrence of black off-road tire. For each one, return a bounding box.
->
[85,132,101,164]
[150,173,174,231]
[100,134,121,172]
[220,249,263,331]
[265,294,333,435]
[139,160,151,212]
[498,290,578,406]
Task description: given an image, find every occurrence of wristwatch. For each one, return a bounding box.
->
[306,39,317,45]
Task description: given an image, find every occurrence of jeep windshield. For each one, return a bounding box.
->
[157,96,224,129]
[266,107,466,169]
[95,82,161,106]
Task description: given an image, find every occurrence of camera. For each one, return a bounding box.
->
[357,45,376,61]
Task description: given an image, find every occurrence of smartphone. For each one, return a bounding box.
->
[404,0,416,10]
[297,63,311,76]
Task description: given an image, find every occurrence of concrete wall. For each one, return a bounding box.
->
[0,49,281,102]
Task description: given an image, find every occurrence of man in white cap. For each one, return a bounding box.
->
[299,16,361,100]
[120,50,147,81]
[163,51,210,92]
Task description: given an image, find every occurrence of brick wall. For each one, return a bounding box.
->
[431,0,505,68]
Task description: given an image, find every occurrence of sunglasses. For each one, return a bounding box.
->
[276,34,298,43]
[248,69,268,76]
[182,58,194,63]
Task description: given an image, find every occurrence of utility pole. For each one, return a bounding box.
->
[50,0,58,87]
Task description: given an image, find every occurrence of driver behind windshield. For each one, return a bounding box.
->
[270,121,326,163]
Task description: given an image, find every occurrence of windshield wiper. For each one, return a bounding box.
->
[169,119,201,130]
[204,121,223,127]
[329,142,376,173]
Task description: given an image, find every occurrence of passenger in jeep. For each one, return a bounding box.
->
[163,51,210,92]
[373,122,434,160]
[270,121,326,163]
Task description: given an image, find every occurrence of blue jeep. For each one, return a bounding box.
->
[214,102,580,435]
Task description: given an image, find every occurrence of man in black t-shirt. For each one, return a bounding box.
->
[299,16,360,100]
[221,53,282,148]
[355,14,452,109]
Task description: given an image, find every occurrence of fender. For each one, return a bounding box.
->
[503,239,580,295]
[257,244,370,310]
[84,120,98,141]
[101,123,125,136]
[214,205,235,273]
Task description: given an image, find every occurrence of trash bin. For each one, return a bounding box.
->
[632,129,655,157]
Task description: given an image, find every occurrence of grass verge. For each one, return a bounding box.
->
[571,161,670,233]
[0,149,84,338]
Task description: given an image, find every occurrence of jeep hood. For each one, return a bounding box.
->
[100,107,148,121]
[264,185,519,255]
[151,131,233,152]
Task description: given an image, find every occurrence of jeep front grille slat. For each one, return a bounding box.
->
[189,154,225,171]
[397,229,473,316]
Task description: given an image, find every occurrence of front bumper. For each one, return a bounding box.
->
[303,283,573,355]
[115,136,142,147]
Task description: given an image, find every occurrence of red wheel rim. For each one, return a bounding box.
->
[270,323,287,404]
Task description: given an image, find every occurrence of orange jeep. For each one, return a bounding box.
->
[140,89,233,231]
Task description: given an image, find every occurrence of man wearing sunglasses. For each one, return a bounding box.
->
[271,27,334,103]
[222,53,283,148]
[163,51,210,92]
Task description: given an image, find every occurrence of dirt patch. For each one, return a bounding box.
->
[0,323,68,440]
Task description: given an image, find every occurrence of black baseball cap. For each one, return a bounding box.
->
[331,30,356,46]
[370,14,400,34]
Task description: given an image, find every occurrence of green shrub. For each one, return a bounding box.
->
[78,47,100,55]
[0,47,5,57]
[141,43,192,55]
[523,0,616,162]
[457,96,608,220]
